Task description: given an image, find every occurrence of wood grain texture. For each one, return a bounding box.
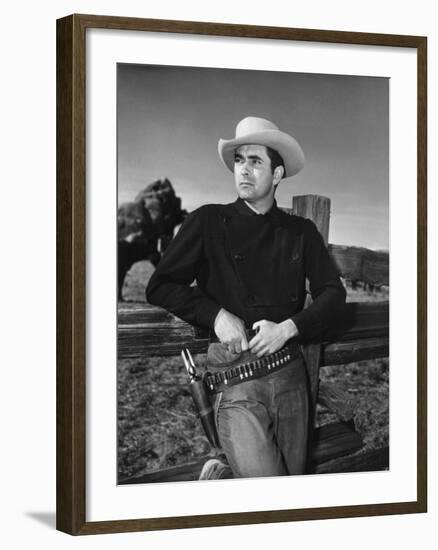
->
[293,195,331,246]
[56,13,427,534]
[318,381,357,421]
[117,301,389,358]
[315,447,389,474]
[417,36,428,513]
[119,421,364,485]
[57,15,74,534]
[56,14,86,535]
[71,13,426,48]
[323,336,389,365]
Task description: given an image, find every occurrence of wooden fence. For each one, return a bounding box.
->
[118,194,389,483]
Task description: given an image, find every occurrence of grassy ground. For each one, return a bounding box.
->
[118,260,389,480]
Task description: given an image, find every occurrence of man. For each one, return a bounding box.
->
[146,116,346,478]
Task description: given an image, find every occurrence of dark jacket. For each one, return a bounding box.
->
[146,198,346,342]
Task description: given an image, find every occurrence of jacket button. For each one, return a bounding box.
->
[247,294,256,305]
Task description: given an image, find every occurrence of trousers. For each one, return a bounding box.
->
[207,343,309,478]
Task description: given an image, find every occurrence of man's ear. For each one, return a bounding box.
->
[273,165,284,185]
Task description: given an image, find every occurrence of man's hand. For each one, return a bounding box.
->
[249,319,299,358]
[214,308,249,355]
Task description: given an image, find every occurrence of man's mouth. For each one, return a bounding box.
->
[240,181,253,186]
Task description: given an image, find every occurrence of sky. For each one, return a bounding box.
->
[117,64,389,250]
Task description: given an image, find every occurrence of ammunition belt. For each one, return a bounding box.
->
[205,343,301,394]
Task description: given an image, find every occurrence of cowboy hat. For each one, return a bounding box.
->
[218,116,305,178]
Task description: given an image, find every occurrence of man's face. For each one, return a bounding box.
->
[233,144,277,205]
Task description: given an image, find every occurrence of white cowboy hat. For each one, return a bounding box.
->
[218,116,305,178]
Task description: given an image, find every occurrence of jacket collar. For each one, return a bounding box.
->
[231,197,286,224]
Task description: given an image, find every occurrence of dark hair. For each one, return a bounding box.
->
[266,146,285,174]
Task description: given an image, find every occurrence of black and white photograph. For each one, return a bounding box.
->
[1,0,433,543]
[116,63,390,485]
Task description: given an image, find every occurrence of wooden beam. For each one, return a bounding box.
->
[117,301,389,359]
[318,381,357,421]
[311,421,363,465]
[315,447,389,474]
[118,301,388,330]
[119,421,365,484]
[323,336,389,365]
[118,334,388,367]
[121,446,389,484]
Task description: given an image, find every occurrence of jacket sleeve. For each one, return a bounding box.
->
[291,219,346,341]
[145,207,222,329]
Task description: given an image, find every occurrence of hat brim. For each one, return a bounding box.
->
[218,129,305,178]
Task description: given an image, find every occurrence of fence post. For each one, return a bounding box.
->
[292,195,330,246]
[292,195,331,469]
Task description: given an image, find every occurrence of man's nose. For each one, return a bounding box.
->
[240,160,250,174]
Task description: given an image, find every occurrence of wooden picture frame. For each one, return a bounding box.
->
[56,13,427,535]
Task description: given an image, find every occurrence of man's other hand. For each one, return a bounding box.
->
[249,319,298,358]
[214,308,249,355]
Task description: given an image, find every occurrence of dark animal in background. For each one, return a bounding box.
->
[118,178,187,300]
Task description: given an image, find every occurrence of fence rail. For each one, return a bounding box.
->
[118,301,389,361]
